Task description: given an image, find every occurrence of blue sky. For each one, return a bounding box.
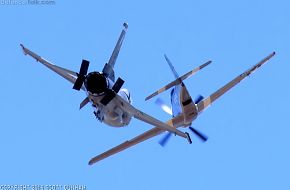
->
[1,0,290,189]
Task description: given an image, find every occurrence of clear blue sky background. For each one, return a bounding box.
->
[1,0,290,189]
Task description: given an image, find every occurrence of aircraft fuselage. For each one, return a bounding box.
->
[84,72,132,127]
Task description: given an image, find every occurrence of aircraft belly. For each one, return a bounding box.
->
[87,88,132,127]
[103,108,132,127]
[99,97,132,127]
[182,103,198,123]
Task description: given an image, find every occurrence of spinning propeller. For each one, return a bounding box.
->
[73,59,125,106]
[156,95,208,147]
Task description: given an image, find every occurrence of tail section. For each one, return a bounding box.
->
[170,86,183,117]
[102,23,128,82]
[162,55,208,123]
[155,55,211,146]
[164,54,179,79]
[151,55,211,118]
[145,59,212,101]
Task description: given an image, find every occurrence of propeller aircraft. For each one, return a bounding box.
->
[148,53,275,145]
[21,23,275,165]
[21,23,192,165]
[88,51,275,165]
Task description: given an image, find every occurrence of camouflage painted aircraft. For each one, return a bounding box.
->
[88,51,275,165]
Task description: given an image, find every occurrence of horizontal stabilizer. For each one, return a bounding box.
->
[145,60,212,101]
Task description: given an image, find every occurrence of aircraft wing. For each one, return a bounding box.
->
[145,60,212,101]
[115,94,190,140]
[102,23,128,82]
[89,52,275,165]
[88,94,192,165]
[20,44,85,91]
[89,127,164,165]
[197,52,275,113]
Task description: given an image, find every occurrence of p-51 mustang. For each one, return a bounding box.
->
[150,53,276,146]
[88,52,275,165]
[21,23,192,165]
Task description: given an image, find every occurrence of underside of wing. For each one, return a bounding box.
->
[89,127,163,165]
[114,94,191,141]
[197,52,275,113]
[20,44,85,91]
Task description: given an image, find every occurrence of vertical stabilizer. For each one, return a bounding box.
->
[164,54,179,79]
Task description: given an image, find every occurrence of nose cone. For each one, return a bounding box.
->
[84,72,108,94]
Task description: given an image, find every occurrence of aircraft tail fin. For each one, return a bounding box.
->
[102,23,128,82]
[164,54,179,79]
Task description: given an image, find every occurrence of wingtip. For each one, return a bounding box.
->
[199,60,212,69]
[205,60,212,66]
[20,43,27,55]
[88,158,97,166]
[267,51,276,59]
[145,95,153,101]
[123,22,128,29]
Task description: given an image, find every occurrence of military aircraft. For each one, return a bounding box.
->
[148,52,275,145]
[20,23,193,164]
[88,51,275,165]
[152,54,211,146]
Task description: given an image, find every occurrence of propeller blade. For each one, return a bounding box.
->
[194,95,204,104]
[73,60,90,91]
[112,77,124,93]
[189,127,208,142]
[100,77,125,106]
[100,90,116,106]
[155,98,173,115]
[73,75,85,90]
[79,60,90,75]
[159,132,173,147]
